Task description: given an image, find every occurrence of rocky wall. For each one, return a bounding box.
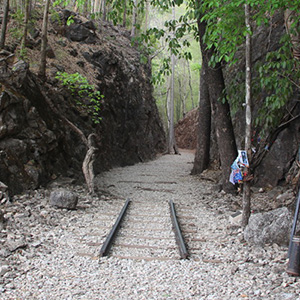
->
[0,11,166,195]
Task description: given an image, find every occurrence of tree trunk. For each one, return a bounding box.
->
[0,0,9,49]
[187,61,195,109]
[242,3,252,227]
[38,0,50,80]
[122,0,127,27]
[208,62,237,193]
[20,0,30,59]
[144,0,149,32]
[131,0,138,37]
[94,0,100,15]
[82,133,98,194]
[195,6,237,192]
[191,65,211,174]
[102,0,107,21]
[167,6,179,155]
[83,0,89,17]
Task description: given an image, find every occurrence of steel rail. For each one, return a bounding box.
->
[99,198,131,257]
[169,200,189,259]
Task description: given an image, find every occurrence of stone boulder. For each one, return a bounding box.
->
[50,189,78,210]
[244,207,292,246]
[65,23,98,44]
[254,123,300,187]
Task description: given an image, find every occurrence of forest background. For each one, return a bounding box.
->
[1,0,300,226]
[2,0,299,146]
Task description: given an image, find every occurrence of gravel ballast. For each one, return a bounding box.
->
[1,151,300,299]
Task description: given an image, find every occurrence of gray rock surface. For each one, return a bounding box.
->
[50,189,78,209]
[244,207,292,246]
[6,235,27,252]
[0,209,4,230]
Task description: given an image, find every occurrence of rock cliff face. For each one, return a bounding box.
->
[0,10,166,195]
[175,108,198,150]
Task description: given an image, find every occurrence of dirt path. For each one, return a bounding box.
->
[1,150,299,299]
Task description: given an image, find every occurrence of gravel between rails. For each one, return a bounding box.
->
[1,150,300,299]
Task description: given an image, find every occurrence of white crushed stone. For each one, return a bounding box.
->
[0,150,300,299]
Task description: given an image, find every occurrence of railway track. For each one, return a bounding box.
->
[98,198,195,261]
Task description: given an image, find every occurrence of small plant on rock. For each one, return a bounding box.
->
[55,71,103,124]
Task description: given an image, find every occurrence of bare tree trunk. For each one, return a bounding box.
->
[187,61,195,109]
[242,3,252,227]
[131,0,138,37]
[168,6,179,155]
[102,0,106,21]
[178,77,186,118]
[191,65,211,174]
[38,0,50,80]
[122,0,127,27]
[144,0,149,32]
[82,133,98,194]
[208,61,237,193]
[83,0,88,17]
[94,0,100,15]
[0,0,9,49]
[20,0,30,59]
[168,51,176,152]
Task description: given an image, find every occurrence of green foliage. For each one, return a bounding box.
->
[197,0,300,135]
[9,9,24,40]
[53,0,70,7]
[107,0,136,25]
[200,1,248,66]
[19,47,27,60]
[138,5,196,86]
[66,15,75,26]
[55,72,104,124]
[105,0,300,134]
[254,35,300,133]
[151,57,171,85]
[107,0,127,25]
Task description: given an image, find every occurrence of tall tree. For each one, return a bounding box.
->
[20,0,30,59]
[187,61,195,109]
[192,2,237,192]
[0,0,9,49]
[191,64,211,174]
[168,6,179,154]
[144,0,149,32]
[38,0,51,80]
[131,0,138,37]
[93,0,100,15]
[207,55,237,193]
[101,0,107,21]
[122,0,127,27]
[242,2,252,227]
